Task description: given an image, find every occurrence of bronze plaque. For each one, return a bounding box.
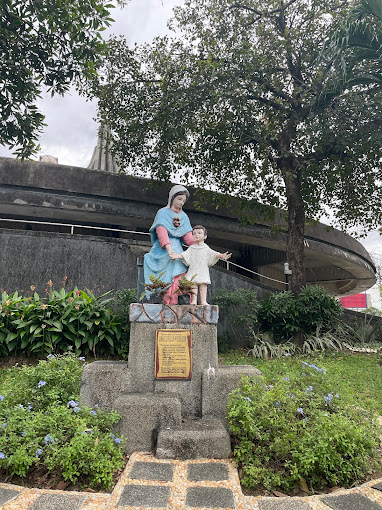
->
[155,329,192,379]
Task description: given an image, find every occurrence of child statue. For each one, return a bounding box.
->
[170,225,231,305]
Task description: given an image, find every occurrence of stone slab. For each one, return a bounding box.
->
[129,461,174,481]
[30,493,86,510]
[118,484,171,507]
[129,321,218,416]
[258,499,312,510]
[185,486,235,508]
[130,303,219,324]
[156,417,231,460]
[202,365,263,427]
[0,487,21,506]
[322,493,382,510]
[80,361,129,409]
[187,462,229,481]
[372,482,382,491]
[113,393,182,454]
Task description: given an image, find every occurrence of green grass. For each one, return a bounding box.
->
[220,350,382,414]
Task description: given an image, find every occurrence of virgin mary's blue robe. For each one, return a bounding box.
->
[143,207,192,298]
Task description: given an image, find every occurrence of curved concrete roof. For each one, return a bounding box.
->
[0,157,376,295]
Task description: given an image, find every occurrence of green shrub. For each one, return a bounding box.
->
[212,289,258,346]
[113,288,137,349]
[296,286,342,333]
[340,312,382,346]
[256,287,342,342]
[228,364,380,492]
[0,353,124,489]
[0,284,127,357]
[256,291,298,342]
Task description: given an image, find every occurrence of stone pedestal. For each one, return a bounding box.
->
[80,304,262,458]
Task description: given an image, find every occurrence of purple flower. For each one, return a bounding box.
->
[73,406,81,413]
[28,403,33,411]
[275,402,280,407]
[109,433,115,439]
[1,423,6,429]
[67,400,79,408]
[283,377,290,381]
[46,354,55,359]
[35,448,42,458]
[44,434,55,445]
[78,357,86,362]
[243,397,252,402]
[297,407,304,415]
[21,431,26,437]
[0,396,4,402]
[90,410,97,415]
[37,381,46,388]
[0,452,6,459]
[115,438,122,444]
[18,404,25,410]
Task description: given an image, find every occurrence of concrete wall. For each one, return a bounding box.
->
[0,229,270,300]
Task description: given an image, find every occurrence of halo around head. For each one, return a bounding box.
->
[167,185,190,208]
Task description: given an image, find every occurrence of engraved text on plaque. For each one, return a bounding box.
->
[155,329,192,379]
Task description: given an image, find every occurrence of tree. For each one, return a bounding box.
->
[0,0,123,158]
[94,0,382,294]
[321,0,382,95]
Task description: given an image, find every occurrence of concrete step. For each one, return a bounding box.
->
[156,417,231,460]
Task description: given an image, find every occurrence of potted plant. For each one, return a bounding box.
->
[139,272,171,304]
[175,274,196,304]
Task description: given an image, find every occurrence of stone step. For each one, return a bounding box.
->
[156,417,231,460]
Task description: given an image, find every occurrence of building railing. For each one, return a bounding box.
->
[0,217,288,287]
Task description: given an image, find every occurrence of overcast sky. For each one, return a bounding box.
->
[0,0,380,272]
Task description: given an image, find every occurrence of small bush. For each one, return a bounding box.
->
[256,287,342,342]
[256,291,298,342]
[0,284,127,357]
[213,289,258,347]
[228,364,380,492]
[113,288,137,350]
[0,353,125,489]
[340,312,382,346]
[296,286,342,333]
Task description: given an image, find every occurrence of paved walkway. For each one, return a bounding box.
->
[1,452,382,509]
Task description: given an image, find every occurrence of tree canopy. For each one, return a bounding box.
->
[94,0,382,292]
[0,0,121,158]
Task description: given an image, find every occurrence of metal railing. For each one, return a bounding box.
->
[0,217,287,287]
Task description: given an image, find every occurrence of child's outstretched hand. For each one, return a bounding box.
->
[221,252,232,261]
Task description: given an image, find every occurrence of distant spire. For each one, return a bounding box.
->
[87,126,119,173]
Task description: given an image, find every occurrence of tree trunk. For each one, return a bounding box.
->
[282,166,306,296]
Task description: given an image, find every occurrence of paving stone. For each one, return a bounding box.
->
[258,499,312,510]
[129,461,174,481]
[0,487,21,506]
[322,493,382,510]
[118,484,171,507]
[187,462,229,481]
[29,493,86,510]
[185,486,235,508]
[372,482,382,492]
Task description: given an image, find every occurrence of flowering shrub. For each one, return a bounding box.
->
[0,354,125,489]
[0,283,127,357]
[228,362,380,492]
